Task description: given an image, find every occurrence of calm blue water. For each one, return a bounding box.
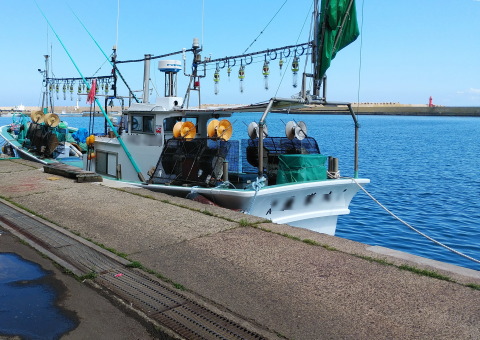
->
[0,253,77,339]
[1,114,479,271]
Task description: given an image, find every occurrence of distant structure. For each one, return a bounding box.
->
[428,96,434,107]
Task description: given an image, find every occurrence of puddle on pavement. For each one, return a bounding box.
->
[0,253,78,339]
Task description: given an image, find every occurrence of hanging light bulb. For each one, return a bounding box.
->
[238,64,245,93]
[292,56,299,88]
[213,64,220,95]
[262,60,270,90]
[279,52,284,74]
[70,82,74,101]
[62,83,67,100]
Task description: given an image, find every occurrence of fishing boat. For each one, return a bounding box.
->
[1,0,368,235]
[0,56,86,167]
[0,112,84,166]
[80,0,369,235]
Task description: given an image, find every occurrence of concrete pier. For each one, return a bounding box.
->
[0,158,479,339]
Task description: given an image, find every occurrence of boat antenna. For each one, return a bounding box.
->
[201,0,205,49]
[116,0,120,51]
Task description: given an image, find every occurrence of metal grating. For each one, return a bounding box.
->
[0,202,268,340]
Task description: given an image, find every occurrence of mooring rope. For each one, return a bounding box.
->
[246,176,266,214]
[348,177,480,265]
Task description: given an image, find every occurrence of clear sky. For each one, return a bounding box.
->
[1,0,479,107]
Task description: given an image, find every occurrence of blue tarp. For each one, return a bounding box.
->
[72,128,89,143]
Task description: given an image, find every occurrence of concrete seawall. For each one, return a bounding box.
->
[0,158,479,339]
[2,105,480,117]
[283,105,480,117]
[356,105,480,116]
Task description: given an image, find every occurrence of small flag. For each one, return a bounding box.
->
[86,79,97,104]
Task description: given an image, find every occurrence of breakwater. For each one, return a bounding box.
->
[294,105,480,116]
[2,105,480,117]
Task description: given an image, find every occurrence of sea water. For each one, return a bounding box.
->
[1,114,479,271]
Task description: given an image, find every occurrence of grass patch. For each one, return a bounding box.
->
[201,209,214,216]
[398,264,454,282]
[79,271,97,281]
[89,241,129,259]
[127,261,143,269]
[320,244,337,251]
[465,283,480,290]
[173,283,186,290]
[239,219,255,227]
[302,238,320,246]
[356,255,394,266]
[281,233,301,241]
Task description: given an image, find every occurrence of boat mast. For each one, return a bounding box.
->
[182,38,205,109]
[301,0,327,102]
[311,0,320,99]
[41,54,54,114]
[142,54,152,103]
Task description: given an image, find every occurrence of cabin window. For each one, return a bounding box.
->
[131,115,154,134]
[95,150,118,178]
[164,117,178,132]
[163,117,198,132]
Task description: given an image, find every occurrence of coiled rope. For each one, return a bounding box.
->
[348,177,480,265]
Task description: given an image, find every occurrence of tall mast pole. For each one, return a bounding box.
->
[42,55,50,114]
[312,1,320,97]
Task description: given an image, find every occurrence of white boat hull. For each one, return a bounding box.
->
[139,178,369,235]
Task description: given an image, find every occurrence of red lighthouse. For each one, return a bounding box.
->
[428,96,434,107]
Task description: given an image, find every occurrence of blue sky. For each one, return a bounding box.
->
[1,0,479,107]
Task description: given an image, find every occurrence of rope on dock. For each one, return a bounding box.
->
[349,177,480,265]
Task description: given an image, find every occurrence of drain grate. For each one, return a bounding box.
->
[0,202,269,339]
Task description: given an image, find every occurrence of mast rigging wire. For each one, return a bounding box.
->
[274,1,313,97]
[243,0,288,54]
[67,3,139,102]
[116,49,194,64]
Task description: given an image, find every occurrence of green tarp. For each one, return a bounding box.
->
[277,154,328,184]
[316,0,359,80]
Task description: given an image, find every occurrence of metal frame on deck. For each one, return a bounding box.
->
[257,98,360,180]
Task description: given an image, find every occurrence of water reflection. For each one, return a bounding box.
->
[0,253,78,339]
